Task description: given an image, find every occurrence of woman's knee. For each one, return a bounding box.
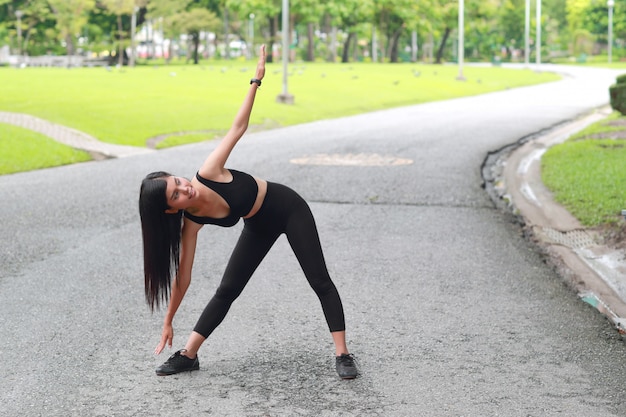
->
[214,284,243,303]
[309,278,337,297]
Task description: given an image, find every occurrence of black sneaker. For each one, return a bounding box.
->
[156,350,199,376]
[335,353,358,379]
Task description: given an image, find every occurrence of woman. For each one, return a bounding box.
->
[139,45,357,379]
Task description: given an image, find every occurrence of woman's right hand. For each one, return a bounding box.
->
[154,323,173,355]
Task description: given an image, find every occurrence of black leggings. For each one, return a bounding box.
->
[193,182,346,338]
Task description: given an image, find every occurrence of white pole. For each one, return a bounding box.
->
[457,0,465,80]
[282,0,289,95]
[277,0,294,103]
[525,0,530,67]
[608,0,615,64]
[248,13,255,60]
[536,0,541,65]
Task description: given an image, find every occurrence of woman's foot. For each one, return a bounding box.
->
[335,353,358,379]
[156,349,199,376]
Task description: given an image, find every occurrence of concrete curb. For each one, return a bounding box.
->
[501,106,626,335]
[0,111,153,158]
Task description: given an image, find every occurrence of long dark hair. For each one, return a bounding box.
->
[139,172,183,311]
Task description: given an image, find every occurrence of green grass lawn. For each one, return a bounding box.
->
[0,123,92,174]
[542,111,626,227]
[0,62,559,148]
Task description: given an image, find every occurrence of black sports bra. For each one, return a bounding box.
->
[184,169,258,227]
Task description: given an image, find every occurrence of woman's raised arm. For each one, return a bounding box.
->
[199,44,266,179]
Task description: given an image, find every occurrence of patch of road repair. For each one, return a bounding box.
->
[290,153,413,166]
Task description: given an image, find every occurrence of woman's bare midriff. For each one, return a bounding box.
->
[243,177,267,219]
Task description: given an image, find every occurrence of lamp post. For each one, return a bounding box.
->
[608,0,615,64]
[15,10,23,62]
[248,13,255,60]
[457,0,465,80]
[276,0,294,104]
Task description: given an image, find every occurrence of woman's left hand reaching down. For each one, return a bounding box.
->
[154,322,173,355]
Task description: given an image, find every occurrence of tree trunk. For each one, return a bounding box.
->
[328,26,337,62]
[192,33,200,64]
[306,22,314,62]
[117,14,123,67]
[267,15,277,63]
[389,28,402,63]
[379,13,386,60]
[435,27,451,64]
[341,32,355,63]
[424,32,434,62]
[223,8,230,59]
[372,26,378,62]
[65,33,74,57]
[146,19,152,59]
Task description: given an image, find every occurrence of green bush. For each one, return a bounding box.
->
[609,82,626,115]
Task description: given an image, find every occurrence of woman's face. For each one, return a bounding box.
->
[163,176,198,213]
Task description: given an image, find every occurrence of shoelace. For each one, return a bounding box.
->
[166,350,191,364]
[338,353,357,365]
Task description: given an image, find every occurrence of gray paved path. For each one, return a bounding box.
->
[1,64,625,417]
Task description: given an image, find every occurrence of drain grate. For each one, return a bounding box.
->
[542,227,596,249]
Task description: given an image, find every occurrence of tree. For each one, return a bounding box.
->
[100,0,144,66]
[566,0,593,54]
[147,0,192,62]
[47,0,96,57]
[464,0,499,61]
[430,0,457,64]
[374,0,434,63]
[226,0,280,63]
[567,0,592,34]
[576,0,626,58]
[496,0,525,59]
[325,0,373,63]
[173,7,219,63]
[0,0,55,55]
[291,0,325,61]
[544,0,568,52]
[3,0,622,65]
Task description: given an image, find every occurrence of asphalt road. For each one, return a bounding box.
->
[1,64,625,416]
